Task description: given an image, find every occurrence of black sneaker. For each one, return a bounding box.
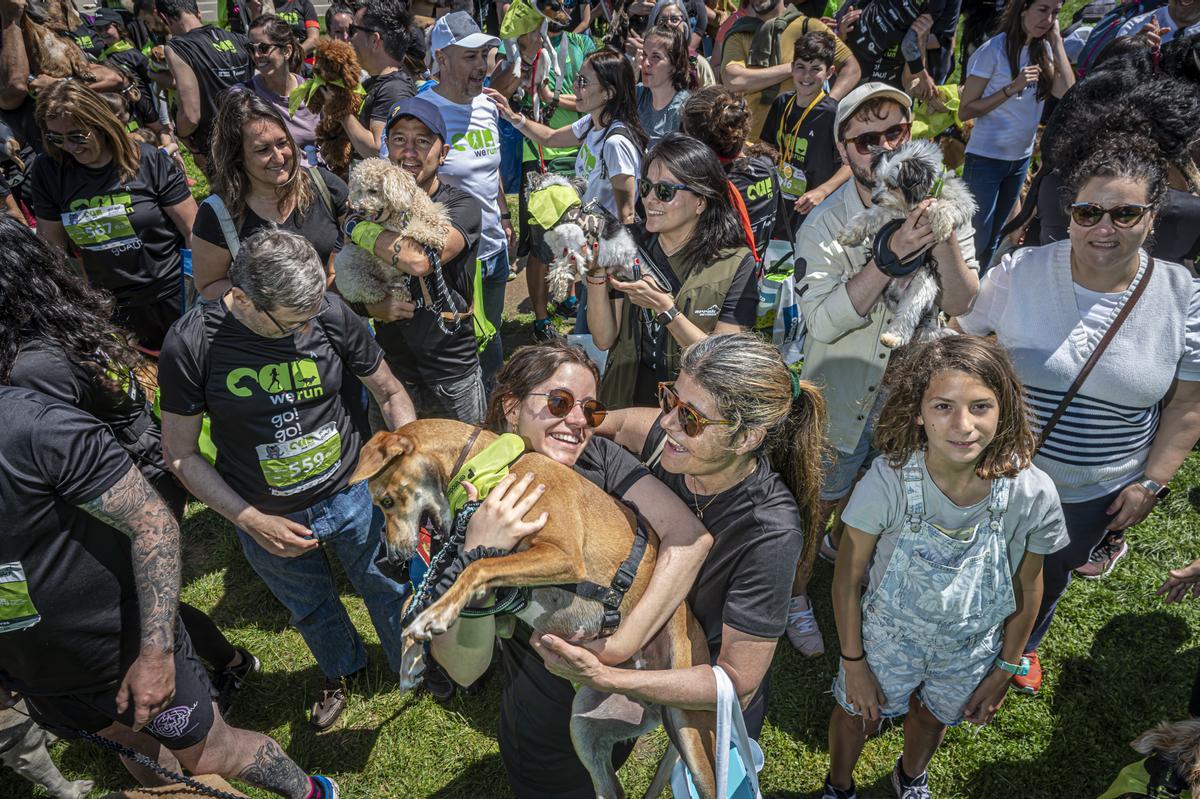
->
[310,675,348,730]
[532,319,563,343]
[422,659,456,703]
[549,297,578,320]
[214,647,260,715]
[822,774,857,799]
[891,757,931,799]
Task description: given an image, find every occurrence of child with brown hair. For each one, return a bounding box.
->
[823,335,1067,799]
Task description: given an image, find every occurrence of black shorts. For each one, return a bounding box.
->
[22,624,217,751]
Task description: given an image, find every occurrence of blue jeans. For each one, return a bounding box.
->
[963,153,1032,273]
[236,480,408,679]
[480,249,509,391]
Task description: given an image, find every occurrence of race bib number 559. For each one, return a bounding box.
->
[255,421,342,496]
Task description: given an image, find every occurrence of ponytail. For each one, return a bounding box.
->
[769,376,827,573]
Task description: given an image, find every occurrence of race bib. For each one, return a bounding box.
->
[61,204,138,251]
[777,163,808,199]
[255,421,342,496]
[0,562,40,633]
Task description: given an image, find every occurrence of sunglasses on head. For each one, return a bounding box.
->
[529,388,608,428]
[843,122,911,155]
[658,381,732,438]
[45,130,92,147]
[638,179,692,202]
[1068,202,1151,229]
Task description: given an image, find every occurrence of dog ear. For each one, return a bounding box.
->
[899,160,932,206]
[350,431,416,484]
[381,166,408,212]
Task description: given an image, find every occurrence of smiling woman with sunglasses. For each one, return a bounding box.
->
[957,135,1200,696]
[30,79,197,352]
[586,133,762,410]
[240,15,321,161]
[427,339,712,798]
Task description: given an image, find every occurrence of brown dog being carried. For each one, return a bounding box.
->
[351,419,723,799]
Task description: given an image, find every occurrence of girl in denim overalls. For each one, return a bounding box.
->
[822,336,1067,799]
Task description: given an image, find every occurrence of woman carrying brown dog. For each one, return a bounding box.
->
[430,333,823,798]
[192,92,347,300]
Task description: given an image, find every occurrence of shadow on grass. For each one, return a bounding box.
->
[971,610,1197,798]
[427,752,508,798]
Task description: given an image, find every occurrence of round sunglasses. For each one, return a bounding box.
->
[1068,202,1150,229]
[529,389,608,428]
[638,179,693,203]
[842,122,911,155]
[658,381,732,437]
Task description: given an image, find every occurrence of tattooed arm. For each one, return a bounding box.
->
[79,464,181,729]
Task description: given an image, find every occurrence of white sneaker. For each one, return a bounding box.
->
[818,532,839,563]
[785,594,825,657]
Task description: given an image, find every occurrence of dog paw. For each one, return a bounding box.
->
[407,605,455,641]
[880,332,903,349]
[398,640,426,692]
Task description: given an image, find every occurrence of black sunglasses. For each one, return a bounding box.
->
[1069,202,1151,229]
[658,381,732,438]
[349,23,380,36]
[249,42,280,56]
[843,122,911,155]
[528,388,607,428]
[259,295,331,336]
[638,179,692,203]
[45,130,92,147]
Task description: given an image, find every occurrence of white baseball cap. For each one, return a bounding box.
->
[834,82,913,140]
[429,11,500,74]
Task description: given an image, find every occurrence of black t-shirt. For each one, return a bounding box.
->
[193,167,349,266]
[7,340,165,479]
[641,419,804,654]
[0,387,139,696]
[29,142,191,306]
[726,154,780,261]
[1038,172,1200,264]
[627,226,760,374]
[103,44,160,129]
[275,0,319,41]
[157,294,384,513]
[498,435,648,792]
[761,92,842,233]
[843,0,951,86]
[165,25,252,153]
[360,71,417,128]
[374,182,482,383]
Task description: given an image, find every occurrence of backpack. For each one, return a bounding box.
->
[199,167,334,258]
[1074,0,1168,75]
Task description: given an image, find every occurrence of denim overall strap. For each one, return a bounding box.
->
[901,452,926,530]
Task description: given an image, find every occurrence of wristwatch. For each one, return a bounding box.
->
[655,306,680,326]
[1139,478,1171,500]
[993,656,1030,676]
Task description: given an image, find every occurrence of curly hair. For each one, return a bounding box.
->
[644,23,695,92]
[484,341,601,432]
[0,214,142,388]
[679,85,750,161]
[872,336,1037,480]
[1063,133,1170,212]
[208,91,312,223]
[678,333,827,548]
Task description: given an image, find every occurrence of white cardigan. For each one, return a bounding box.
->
[959,241,1200,502]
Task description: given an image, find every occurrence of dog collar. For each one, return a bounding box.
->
[929,172,946,200]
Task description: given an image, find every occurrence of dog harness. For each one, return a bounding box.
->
[403,428,652,636]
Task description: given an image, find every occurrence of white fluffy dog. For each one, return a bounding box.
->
[333,158,451,306]
[527,173,638,300]
[837,139,977,349]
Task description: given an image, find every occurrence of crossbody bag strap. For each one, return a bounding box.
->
[1037,257,1155,449]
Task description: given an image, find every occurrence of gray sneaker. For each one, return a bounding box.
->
[784,594,825,657]
[822,775,857,799]
[892,757,932,799]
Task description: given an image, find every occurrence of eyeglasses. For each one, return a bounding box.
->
[658,14,685,23]
[573,73,591,88]
[259,295,331,336]
[638,179,692,202]
[842,122,911,155]
[249,42,279,56]
[348,23,380,37]
[45,130,93,147]
[528,388,608,428]
[1068,202,1151,229]
[658,381,732,437]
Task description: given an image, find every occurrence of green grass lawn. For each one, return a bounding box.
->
[5,455,1200,798]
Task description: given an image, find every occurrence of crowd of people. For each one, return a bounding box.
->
[0,0,1199,795]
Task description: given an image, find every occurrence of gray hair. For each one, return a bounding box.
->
[228,229,326,311]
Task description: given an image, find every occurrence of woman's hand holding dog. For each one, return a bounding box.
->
[463,473,549,552]
[962,667,1011,726]
[841,659,886,723]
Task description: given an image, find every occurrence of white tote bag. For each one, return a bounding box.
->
[669,666,764,799]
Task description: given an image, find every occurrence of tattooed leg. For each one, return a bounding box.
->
[179,712,311,799]
[235,739,311,798]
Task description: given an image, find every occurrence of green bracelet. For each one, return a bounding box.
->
[350,220,385,252]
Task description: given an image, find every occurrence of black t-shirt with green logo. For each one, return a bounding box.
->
[165,25,252,154]
[228,0,317,39]
[29,142,191,306]
[158,294,384,513]
[760,92,842,233]
[726,154,783,259]
[0,387,140,696]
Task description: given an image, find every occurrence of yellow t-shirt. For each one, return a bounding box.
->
[721,16,852,139]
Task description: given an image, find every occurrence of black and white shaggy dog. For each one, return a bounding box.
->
[837,139,977,349]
